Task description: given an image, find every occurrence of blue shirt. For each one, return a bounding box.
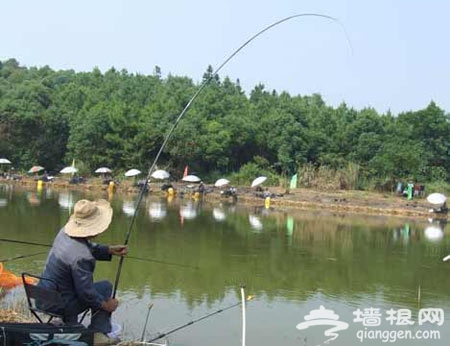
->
[41,228,112,310]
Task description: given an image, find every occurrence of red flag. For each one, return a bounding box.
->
[183,165,188,177]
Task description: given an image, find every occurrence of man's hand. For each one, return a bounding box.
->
[109,245,128,256]
[101,298,119,313]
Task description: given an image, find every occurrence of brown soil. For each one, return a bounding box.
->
[238,186,437,219]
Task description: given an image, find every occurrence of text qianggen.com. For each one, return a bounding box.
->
[356,329,440,343]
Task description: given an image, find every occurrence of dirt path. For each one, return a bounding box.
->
[240,187,436,219]
[178,184,445,221]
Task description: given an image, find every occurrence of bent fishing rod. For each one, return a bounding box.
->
[0,238,198,269]
[147,295,254,343]
[112,13,351,298]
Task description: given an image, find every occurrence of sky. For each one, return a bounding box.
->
[1,0,449,115]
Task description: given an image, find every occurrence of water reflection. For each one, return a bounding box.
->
[248,215,263,231]
[424,218,447,242]
[26,191,41,206]
[58,191,75,210]
[122,200,136,217]
[392,223,412,244]
[44,188,54,199]
[2,188,450,345]
[424,225,444,242]
[212,207,226,221]
[180,201,197,220]
[148,200,167,221]
[286,216,294,236]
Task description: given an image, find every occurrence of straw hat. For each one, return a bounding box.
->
[64,199,113,238]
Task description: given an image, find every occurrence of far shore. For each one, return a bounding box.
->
[1,176,446,221]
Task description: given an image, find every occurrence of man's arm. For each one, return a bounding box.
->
[90,242,112,261]
[90,243,128,260]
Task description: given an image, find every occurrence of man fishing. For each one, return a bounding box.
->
[39,199,127,345]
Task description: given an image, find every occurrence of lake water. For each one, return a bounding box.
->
[1,183,450,346]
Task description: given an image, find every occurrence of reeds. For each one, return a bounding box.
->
[0,288,33,323]
[297,162,362,191]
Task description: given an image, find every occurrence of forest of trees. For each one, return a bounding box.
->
[0,59,449,190]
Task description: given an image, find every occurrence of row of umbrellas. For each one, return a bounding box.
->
[60,167,172,180]
[61,166,112,175]
[182,176,267,187]
[0,157,447,195]
[1,158,269,187]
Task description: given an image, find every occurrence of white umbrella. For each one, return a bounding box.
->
[426,193,446,205]
[95,167,112,174]
[125,169,141,177]
[251,176,267,188]
[0,158,11,174]
[182,174,201,183]
[151,169,170,180]
[215,178,230,187]
[60,166,78,174]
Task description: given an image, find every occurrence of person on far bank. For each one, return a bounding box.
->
[198,181,205,195]
[39,199,127,345]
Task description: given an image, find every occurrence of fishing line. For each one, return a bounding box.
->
[0,252,47,263]
[0,238,197,269]
[0,238,50,248]
[112,13,352,298]
[127,255,199,270]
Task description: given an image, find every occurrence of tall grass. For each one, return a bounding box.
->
[297,163,361,191]
[424,181,450,195]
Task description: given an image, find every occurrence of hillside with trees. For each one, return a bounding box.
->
[1,59,449,190]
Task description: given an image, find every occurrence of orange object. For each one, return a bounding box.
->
[0,272,22,289]
[0,263,37,290]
